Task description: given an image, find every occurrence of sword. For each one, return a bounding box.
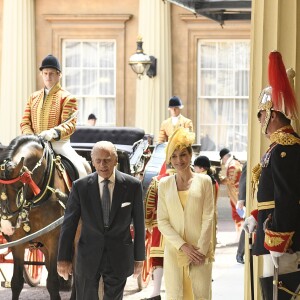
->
[249,232,254,300]
[273,257,279,300]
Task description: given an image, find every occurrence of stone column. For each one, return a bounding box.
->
[135,0,172,140]
[0,0,36,145]
[245,1,300,299]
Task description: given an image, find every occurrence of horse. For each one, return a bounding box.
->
[0,135,75,300]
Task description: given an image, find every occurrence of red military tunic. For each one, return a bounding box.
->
[145,174,168,265]
[223,156,243,227]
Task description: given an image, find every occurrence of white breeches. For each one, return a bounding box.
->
[52,140,87,178]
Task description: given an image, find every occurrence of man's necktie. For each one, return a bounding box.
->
[102,179,110,227]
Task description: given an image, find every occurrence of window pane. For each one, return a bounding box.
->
[105,98,116,124]
[199,42,216,68]
[218,42,234,68]
[217,70,235,96]
[198,98,217,124]
[200,70,217,96]
[99,42,115,68]
[234,125,248,152]
[235,99,248,125]
[82,42,98,68]
[83,69,98,95]
[199,125,217,151]
[65,68,81,94]
[99,70,115,95]
[235,42,250,69]
[218,125,234,150]
[218,98,234,125]
[65,42,81,67]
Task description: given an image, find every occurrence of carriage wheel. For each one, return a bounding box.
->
[137,231,152,290]
[23,249,44,287]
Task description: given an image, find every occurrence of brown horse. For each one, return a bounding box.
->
[0,135,72,300]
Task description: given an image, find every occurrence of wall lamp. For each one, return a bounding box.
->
[129,36,157,79]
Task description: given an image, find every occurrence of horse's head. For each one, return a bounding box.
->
[0,135,46,236]
[0,157,25,180]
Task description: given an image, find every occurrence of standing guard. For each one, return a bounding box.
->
[243,51,300,299]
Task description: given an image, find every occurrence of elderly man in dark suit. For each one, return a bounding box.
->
[57,141,145,300]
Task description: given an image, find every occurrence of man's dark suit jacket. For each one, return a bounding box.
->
[57,170,145,279]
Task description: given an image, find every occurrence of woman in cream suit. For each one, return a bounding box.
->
[157,128,215,300]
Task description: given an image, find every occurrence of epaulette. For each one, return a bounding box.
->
[270,125,300,145]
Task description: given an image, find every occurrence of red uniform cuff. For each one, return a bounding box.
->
[250,209,258,221]
[264,229,294,253]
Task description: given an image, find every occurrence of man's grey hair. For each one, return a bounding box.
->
[91,141,118,159]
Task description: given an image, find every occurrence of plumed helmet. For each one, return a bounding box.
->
[194,156,211,169]
[258,51,298,134]
[219,148,230,160]
[169,96,184,109]
[39,54,61,72]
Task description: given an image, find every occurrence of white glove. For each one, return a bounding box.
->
[39,129,58,141]
[243,215,257,233]
[270,251,283,268]
[1,219,15,236]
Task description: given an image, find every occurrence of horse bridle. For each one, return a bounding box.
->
[0,142,55,231]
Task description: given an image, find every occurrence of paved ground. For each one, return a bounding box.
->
[0,194,245,299]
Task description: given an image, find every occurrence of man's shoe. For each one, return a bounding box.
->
[141,296,161,300]
[236,254,244,264]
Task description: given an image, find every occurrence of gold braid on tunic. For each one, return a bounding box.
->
[251,163,262,200]
[270,125,300,145]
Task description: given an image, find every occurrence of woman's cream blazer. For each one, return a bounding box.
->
[157,173,215,299]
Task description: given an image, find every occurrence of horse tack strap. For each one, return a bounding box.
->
[19,172,40,195]
[32,149,55,205]
[54,156,71,192]
[0,171,41,196]
[0,177,21,185]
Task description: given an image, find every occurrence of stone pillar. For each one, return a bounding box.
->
[135,0,172,140]
[0,0,36,145]
[245,1,300,299]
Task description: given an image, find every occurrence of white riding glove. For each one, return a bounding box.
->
[0,219,15,236]
[269,251,283,268]
[39,129,58,141]
[243,215,257,233]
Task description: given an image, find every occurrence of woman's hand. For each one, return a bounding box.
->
[180,243,205,265]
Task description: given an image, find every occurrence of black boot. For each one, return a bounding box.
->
[236,254,244,264]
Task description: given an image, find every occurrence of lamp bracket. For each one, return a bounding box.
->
[147,56,157,78]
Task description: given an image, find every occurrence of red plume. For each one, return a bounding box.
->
[268,51,298,119]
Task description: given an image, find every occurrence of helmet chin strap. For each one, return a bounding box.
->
[262,108,272,135]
